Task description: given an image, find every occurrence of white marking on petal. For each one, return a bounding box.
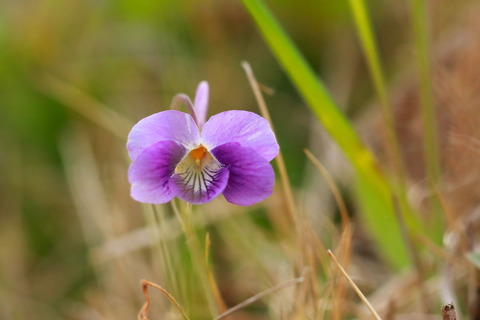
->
[173,147,223,198]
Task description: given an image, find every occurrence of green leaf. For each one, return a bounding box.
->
[242,0,409,268]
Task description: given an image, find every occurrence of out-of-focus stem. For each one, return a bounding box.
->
[409,0,440,184]
[348,0,406,184]
[409,0,444,244]
[241,62,297,226]
[241,0,411,268]
[348,0,426,262]
[304,149,349,229]
[172,201,218,317]
[327,249,382,320]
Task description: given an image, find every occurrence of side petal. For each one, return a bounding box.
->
[211,142,275,206]
[168,158,230,205]
[193,81,209,128]
[127,110,200,161]
[128,140,187,204]
[201,110,279,161]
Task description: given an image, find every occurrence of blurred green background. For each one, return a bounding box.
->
[1,0,479,319]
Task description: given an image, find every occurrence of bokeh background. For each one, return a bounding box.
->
[1,0,479,319]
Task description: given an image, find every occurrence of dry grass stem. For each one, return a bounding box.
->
[214,276,305,320]
[327,249,382,320]
[241,61,298,229]
[137,279,190,320]
[306,246,320,317]
[150,204,180,298]
[304,149,350,229]
[258,83,275,95]
[204,233,229,315]
[172,201,219,316]
[331,224,353,320]
[304,225,330,272]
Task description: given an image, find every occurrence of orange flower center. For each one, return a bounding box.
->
[189,145,207,166]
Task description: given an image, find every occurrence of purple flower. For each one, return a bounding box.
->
[127,81,279,206]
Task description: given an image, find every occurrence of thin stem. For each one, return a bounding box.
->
[327,250,382,320]
[330,224,354,320]
[204,233,228,314]
[409,0,444,243]
[171,200,218,317]
[241,61,298,228]
[138,279,190,320]
[349,0,427,262]
[304,149,350,229]
[151,204,179,293]
[215,276,304,320]
[241,0,410,268]
[409,0,440,184]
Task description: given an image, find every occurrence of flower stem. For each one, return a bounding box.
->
[172,200,218,317]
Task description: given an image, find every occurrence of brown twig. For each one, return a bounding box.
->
[138,279,190,320]
[441,303,457,320]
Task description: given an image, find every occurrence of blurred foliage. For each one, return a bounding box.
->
[1,0,479,319]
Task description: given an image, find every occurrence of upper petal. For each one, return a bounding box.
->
[201,110,279,161]
[127,110,200,161]
[193,81,209,128]
[128,140,187,204]
[211,142,275,206]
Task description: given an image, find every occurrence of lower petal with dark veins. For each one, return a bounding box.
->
[168,152,230,204]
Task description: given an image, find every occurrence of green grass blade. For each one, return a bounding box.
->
[409,0,444,243]
[347,0,404,181]
[410,0,440,184]
[241,0,409,268]
[348,0,426,255]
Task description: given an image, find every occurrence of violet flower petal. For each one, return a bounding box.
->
[127,110,200,161]
[212,142,275,206]
[128,140,187,204]
[193,81,209,128]
[201,110,279,162]
[169,166,230,205]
